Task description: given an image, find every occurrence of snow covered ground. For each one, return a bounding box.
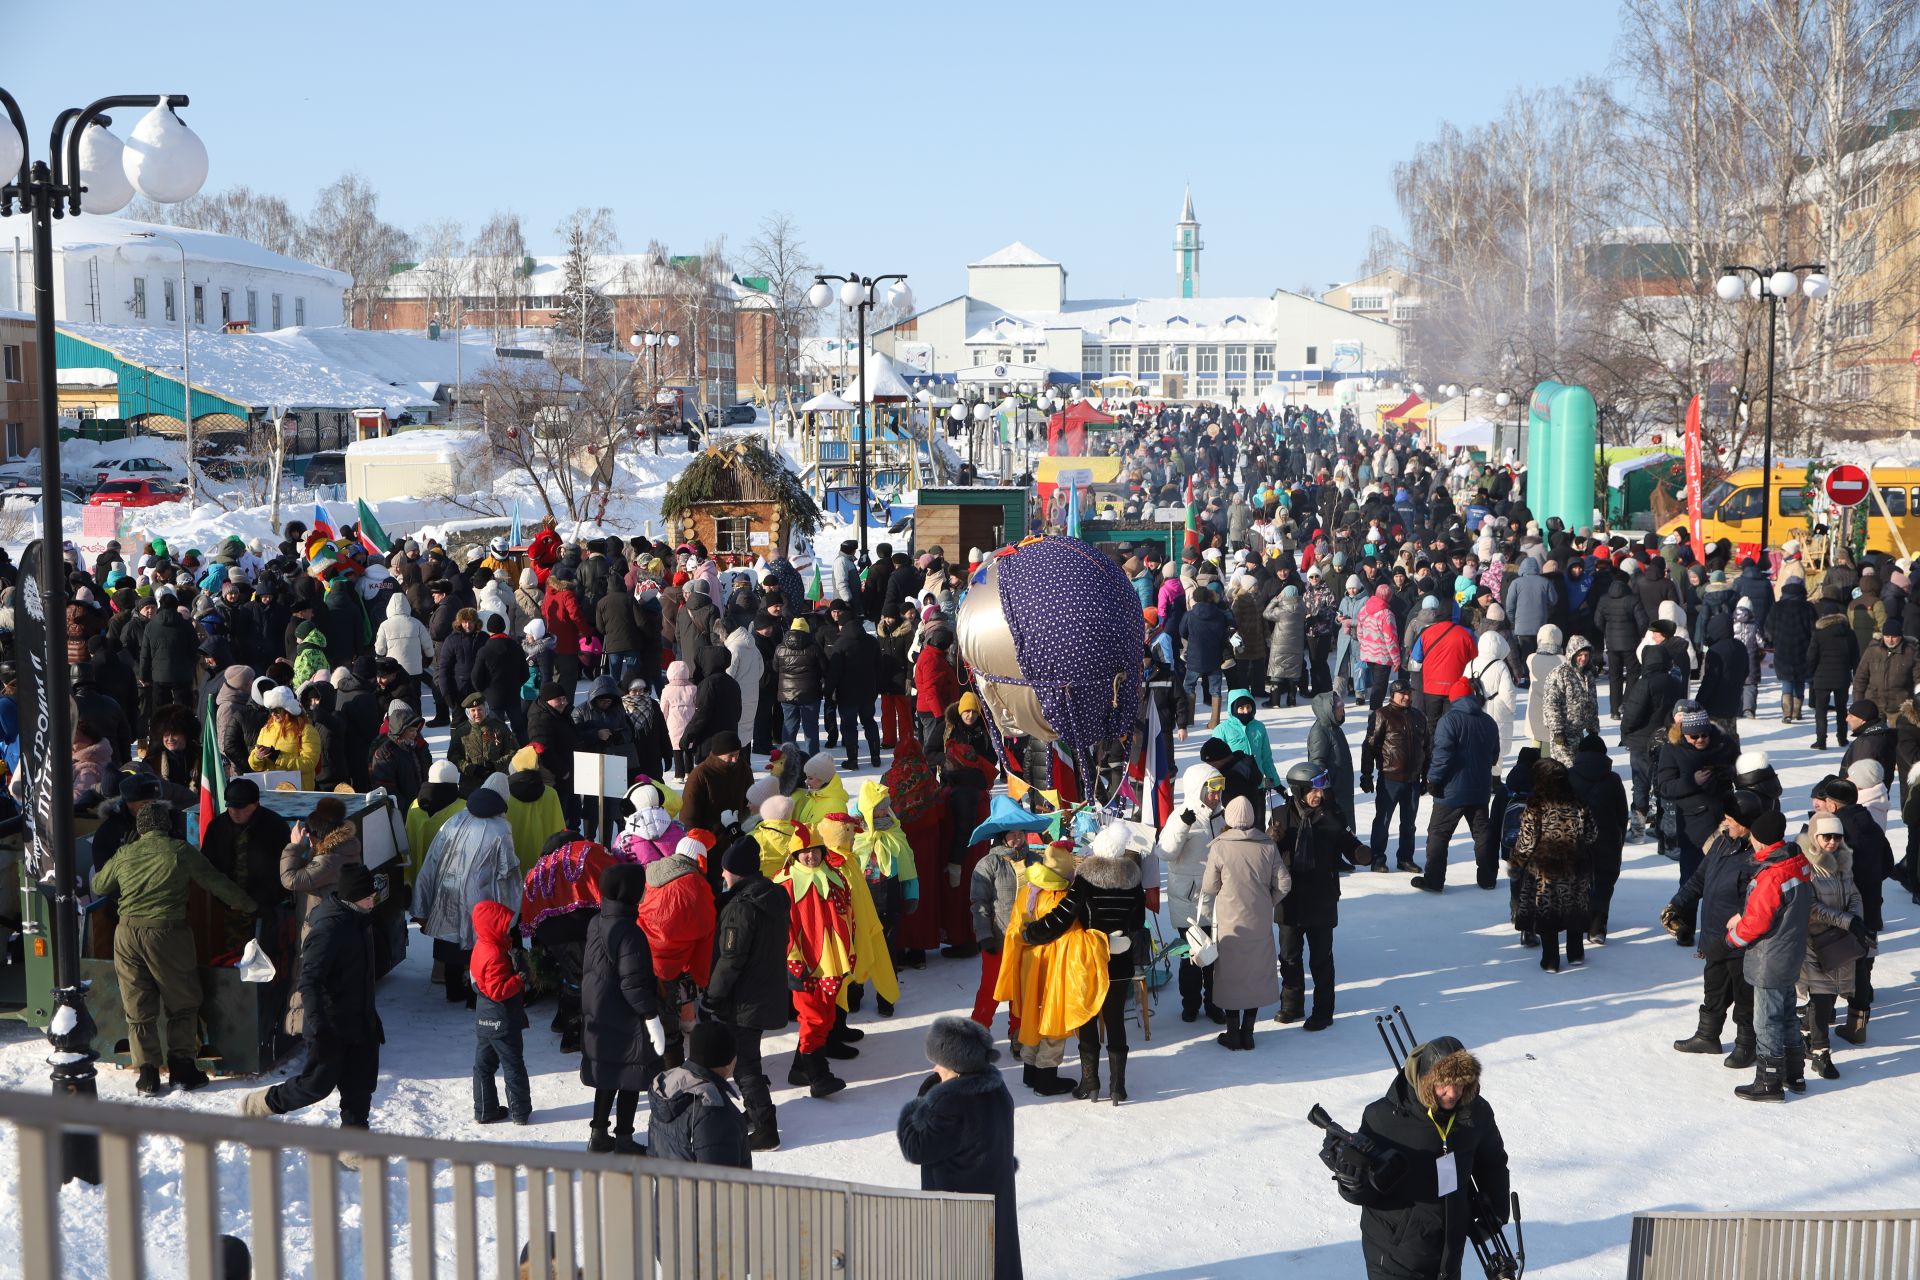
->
[1,669,1913,1278]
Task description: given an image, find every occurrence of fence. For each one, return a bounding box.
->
[2,1088,995,1279]
[1627,1209,1920,1279]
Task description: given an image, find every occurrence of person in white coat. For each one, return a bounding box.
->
[831,540,860,604]
[1466,630,1518,754]
[724,623,765,754]
[1158,761,1226,1023]
[374,592,434,677]
[1524,625,1565,749]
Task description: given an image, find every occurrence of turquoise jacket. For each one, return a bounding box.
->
[1208,688,1278,787]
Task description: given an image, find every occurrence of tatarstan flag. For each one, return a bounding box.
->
[1183,472,1199,549]
[355,498,392,556]
[197,716,225,840]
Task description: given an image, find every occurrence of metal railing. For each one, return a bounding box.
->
[1627,1209,1920,1278]
[2,1088,996,1279]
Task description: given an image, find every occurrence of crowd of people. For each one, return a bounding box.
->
[14,395,1914,1279]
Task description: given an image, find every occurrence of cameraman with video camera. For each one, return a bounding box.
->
[1335,1035,1511,1280]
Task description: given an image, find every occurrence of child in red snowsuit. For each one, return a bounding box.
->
[469,900,532,1124]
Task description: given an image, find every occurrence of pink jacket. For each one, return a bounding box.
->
[661,660,698,748]
[1357,594,1400,667]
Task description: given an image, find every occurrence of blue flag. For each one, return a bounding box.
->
[510,501,522,547]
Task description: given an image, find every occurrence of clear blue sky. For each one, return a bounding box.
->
[9,1,1623,303]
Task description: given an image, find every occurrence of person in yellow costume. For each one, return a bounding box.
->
[995,838,1109,1097]
[793,751,849,829]
[504,747,566,875]
[854,779,918,1016]
[405,760,467,874]
[753,793,805,877]
[814,814,901,1040]
[772,837,855,1098]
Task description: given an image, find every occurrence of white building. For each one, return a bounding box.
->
[874,197,1402,400]
[0,212,348,331]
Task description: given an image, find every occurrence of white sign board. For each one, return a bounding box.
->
[1055,468,1094,489]
[573,751,630,799]
[240,770,303,793]
[749,531,771,547]
[1152,506,1187,523]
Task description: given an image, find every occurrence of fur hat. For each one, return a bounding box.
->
[1735,750,1770,776]
[924,1015,998,1074]
[1749,810,1788,845]
[803,752,839,785]
[1405,1036,1481,1112]
[264,686,302,717]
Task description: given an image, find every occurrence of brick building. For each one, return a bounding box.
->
[1,311,40,462]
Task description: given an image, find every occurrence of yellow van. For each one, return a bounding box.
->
[1656,461,1920,556]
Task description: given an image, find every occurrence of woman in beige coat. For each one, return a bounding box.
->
[1197,796,1291,1050]
[278,796,362,1035]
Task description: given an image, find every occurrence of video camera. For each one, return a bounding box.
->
[1308,1102,1401,1192]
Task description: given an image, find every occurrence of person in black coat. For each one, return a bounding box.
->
[773,619,827,755]
[246,863,385,1132]
[527,683,580,826]
[681,643,742,765]
[1198,736,1266,813]
[1665,791,1764,1065]
[1805,604,1860,750]
[646,1022,752,1168]
[861,544,895,625]
[704,838,792,1151]
[824,601,883,769]
[434,610,484,714]
[1653,704,1737,941]
[897,1017,1023,1280]
[1693,610,1749,732]
[1763,580,1815,723]
[333,657,383,792]
[137,596,200,711]
[1273,771,1365,1029]
[469,616,532,737]
[1593,578,1648,713]
[1569,734,1629,942]
[1819,777,1891,1044]
[580,863,664,1155]
[1619,645,1680,831]
[1337,1036,1509,1280]
[595,587,646,688]
[1021,835,1146,1103]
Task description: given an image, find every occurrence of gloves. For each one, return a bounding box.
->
[720,809,738,829]
[946,865,963,889]
[1020,923,1040,945]
[787,971,806,992]
[645,1017,667,1058]
[1359,775,1373,794]
[1107,930,1132,955]
[1659,905,1684,938]
[917,1072,942,1097]
[1180,808,1198,827]
[903,879,920,907]
[980,935,1002,954]
[1848,916,1870,946]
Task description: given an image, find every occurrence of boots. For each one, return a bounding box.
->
[1734,1056,1785,1101]
[805,1052,847,1099]
[135,1064,164,1097]
[1834,1008,1870,1045]
[1809,1048,1839,1080]
[749,1122,781,1152]
[1072,1047,1102,1101]
[1022,1063,1038,1090]
[1030,1066,1077,1097]
[1785,1047,1807,1094]
[587,1125,615,1154]
[1108,1051,1129,1105]
[1673,1006,1723,1054]
[1723,1026,1756,1069]
[612,1132,645,1156]
[1206,695,1223,731]
[241,1088,275,1119]
[788,1054,810,1087]
[167,1056,211,1091]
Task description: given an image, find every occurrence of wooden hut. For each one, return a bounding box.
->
[660,438,822,564]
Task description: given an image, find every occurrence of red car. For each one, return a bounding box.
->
[88,478,187,507]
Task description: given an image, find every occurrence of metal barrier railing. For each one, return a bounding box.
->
[1627,1209,1920,1279]
[2,1088,995,1279]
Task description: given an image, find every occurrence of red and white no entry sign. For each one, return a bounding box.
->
[1825,463,1870,507]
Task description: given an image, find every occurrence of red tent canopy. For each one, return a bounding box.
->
[1046,400,1120,455]
[1380,393,1423,422]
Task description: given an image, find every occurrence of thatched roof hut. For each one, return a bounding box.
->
[660,438,821,560]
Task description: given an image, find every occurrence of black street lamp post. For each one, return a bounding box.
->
[809,272,910,561]
[1,87,207,1185]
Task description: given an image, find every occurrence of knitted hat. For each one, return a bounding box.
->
[427,760,459,785]
[1849,698,1880,722]
[759,793,796,823]
[1846,759,1884,788]
[336,863,377,902]
[924,1016,998,1074]
[466,787,507,819]
[1749,810,1787,844]
[539,680,567,702]
[720,836,762,878]
[674,835,708,862]
[803,751,839,785]
[1677,703,1710,734]
[688,1021,737,1070]
[955,691,981,715]
[1810,812,1844,837]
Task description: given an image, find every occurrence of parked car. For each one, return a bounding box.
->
[0,485,89,510]
[91,456,184,487]
[300,451,346,487]
[196,430,251,481]
[87,478,187,507]
[723,403,758,426]
[0,464,100,492]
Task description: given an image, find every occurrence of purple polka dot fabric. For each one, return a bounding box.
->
[993,536,1142,768]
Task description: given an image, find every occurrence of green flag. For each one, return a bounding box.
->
[806,560,824,602]
[355,498,391,555]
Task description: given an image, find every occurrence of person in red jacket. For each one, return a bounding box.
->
[637,836,717,1067]
[913,630,963,750]
[541,572,595,693]
[1412,607,1479,757]
[469,900,532,1124]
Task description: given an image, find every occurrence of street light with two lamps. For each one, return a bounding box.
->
[628,329,681,455]
[809,272,911,558]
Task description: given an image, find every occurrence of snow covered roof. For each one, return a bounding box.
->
[59,322,435,415]
[969,242,1060,268]
[274,326,532,394]
[58,367,118,387]
[344,428,482,460]
[5,212,352,288]
[963,295,1340,344]
[383,251,732,301]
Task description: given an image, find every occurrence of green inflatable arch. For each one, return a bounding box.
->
[1527,381,1597,529]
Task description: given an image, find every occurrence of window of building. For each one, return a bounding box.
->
[1254,344,1275,375]
[713,516,752,556]
[220,289,232,324]
[1082,346,1103,375]
[1195,345,1218,374]
[132,277,147,320]
[1305,345,1319,365]
[272,294,283,329]
[193,285,205,325]
[1167,344,1189,373]
[294,297,305,325]
[1137,345,1160,375]
[1835,301,1875,340]
[246,289,258,326]
[1225,345,1247,375]
[1349,292,1386,312]
[2,345,19,382]
[996,348,1012,363]
[1021,346,1038,364]
[1108,345,1132,373]
[1836,365,1873,400]
[163,278,176,321]
[3,423,20,458]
